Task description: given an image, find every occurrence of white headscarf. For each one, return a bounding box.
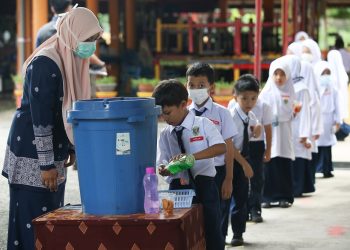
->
[300,61,320,106]
[314,61,336,113]
[301,39,322,65]
[280,55,308,93]
[287,42,303,58]
[327,50,349,119]
[260,58,295,122]
[294,31,309,42]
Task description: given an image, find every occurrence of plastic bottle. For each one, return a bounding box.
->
[166,154,195,174]
[143,167,160,214]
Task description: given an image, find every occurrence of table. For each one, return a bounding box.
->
[33,205,205,250]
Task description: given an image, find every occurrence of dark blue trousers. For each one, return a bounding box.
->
[214,165,232,237]
[7,184,65,250]
[309,152,318,184]
[227,161,249,236]
[292,158,315,197]
[315,146,333,175]
[170,176,224,250]
[248,141,265,213]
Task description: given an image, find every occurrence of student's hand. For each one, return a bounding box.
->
[158,165,172,176]
[251,124,262,138]
[64,152,76,168]
[221,177,233,200]
[242,162,254,178]
[299,137,307,144]
[313,134,320,140]
[303,141,312,149]
[263,149,271,162]
[169,154,186,162]
[335,123,340,132]
[41,168,58,192]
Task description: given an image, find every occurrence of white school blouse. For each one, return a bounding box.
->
[229,103,258,151]
[157,111,225,182]
[189,97,235,166]
[292,82,312,160]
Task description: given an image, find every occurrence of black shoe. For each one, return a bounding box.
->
[324,172,334,178]
[261,202,271,208]
[251,210,263,223]
[279,200,291,208]
[231,235,244,247]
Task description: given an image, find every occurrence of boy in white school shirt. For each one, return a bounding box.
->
[227,74,259,246]
[154,79,226,250]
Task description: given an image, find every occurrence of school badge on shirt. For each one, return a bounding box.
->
[190,126,204,142]
[282,95,290,104]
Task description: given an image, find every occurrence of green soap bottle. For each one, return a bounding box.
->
[166,155,195,174]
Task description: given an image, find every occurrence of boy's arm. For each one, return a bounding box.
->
[234,147,253,178]
[222,138,233,200]
[263,124,272,162]
[192,143,226,160]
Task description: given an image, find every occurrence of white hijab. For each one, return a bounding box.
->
[260,58,295,122]
[294,31,309,42]
[314,61,336,113]
[287,42,302,58]
[327,50,349,119]
[281,55,308,93]
[301,39,322,65]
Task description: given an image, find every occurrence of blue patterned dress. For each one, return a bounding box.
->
[2,56,72,250]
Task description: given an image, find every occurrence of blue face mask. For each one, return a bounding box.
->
[319,74,331,87]
[74,41,96,59]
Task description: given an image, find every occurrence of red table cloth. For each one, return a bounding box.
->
[32,205,205,250]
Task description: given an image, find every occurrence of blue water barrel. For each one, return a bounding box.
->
[67,97,161,215]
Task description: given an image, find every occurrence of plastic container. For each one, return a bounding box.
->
[166,154,195,174]
[67,97,160,215]
[143,167,160,214]
[158,189,196,208]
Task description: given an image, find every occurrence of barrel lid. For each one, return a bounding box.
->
[67,97,161,120]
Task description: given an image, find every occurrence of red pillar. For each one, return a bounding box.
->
[254,0,262,81]
[282,0,289,55]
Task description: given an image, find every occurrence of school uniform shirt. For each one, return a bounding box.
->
[227,98,236,111]
[157,111,225,182]
[314,61,342,147]
[292,81,312,160]
[230,103,258,151]
[301,61,323,153]
[248,98,273,142]
[260,57,295,160]
[189,97,235,166]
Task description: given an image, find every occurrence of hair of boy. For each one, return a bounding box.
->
[234,74,260,95]
[152,79,188,107]
[186,62,215,84]
[50,0,72,14]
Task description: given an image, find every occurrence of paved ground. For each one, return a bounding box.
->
[0,106,349,249]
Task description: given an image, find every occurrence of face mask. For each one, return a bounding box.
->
[74,41,96,59]
[319,74,331,87]
[188,88,209,105]
[301,53,313,63]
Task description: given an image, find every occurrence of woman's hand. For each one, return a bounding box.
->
[64,152,76,168]
[41,169,58,192]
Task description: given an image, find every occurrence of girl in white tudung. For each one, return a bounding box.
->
[327,50,349,121]
[294,31,309,42]
[313,61,341,178]
[282,55,314,197]
[287,41,323,183]
[260,58,295,208]
[301,39,322,66]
